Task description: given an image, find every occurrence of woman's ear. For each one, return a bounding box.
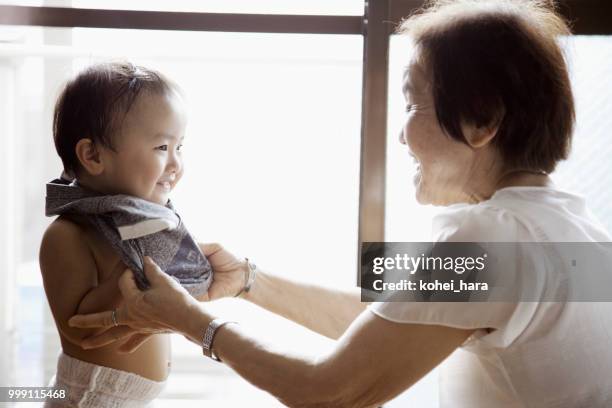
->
[462,111,504,149]
[75,138,105,176]
[463,123,498,148]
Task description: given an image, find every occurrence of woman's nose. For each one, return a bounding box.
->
[399,129,407,145]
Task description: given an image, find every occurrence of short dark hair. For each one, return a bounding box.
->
[53,62,177,176]
[398,0,575,173]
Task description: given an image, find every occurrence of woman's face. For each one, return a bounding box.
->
[399,56,494,205]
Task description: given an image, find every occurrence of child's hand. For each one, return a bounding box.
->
[199,243,250,300]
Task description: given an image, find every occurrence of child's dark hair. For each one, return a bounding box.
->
[53,62,178,177]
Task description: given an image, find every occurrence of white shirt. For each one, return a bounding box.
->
[369,186,612,407]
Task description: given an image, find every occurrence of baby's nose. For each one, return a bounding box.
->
[167,154,182,173]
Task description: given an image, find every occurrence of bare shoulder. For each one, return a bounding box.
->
[40,216,94,273]
[41,215,85,243]
[41,214,89,244]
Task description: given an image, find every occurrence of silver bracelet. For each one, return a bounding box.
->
[202,318,237,362]
[234,258,257,298]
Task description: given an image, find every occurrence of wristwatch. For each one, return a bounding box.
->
[202,318,236,362]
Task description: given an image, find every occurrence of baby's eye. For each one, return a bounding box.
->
[156,145,168,151]
[176,144,183,151]
[405,104,415,113]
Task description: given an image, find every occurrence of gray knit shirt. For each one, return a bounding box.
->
[45,177,212,298]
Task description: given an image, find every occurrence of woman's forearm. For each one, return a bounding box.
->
[190,315,325,406]
[182,307,378,408]
[242,270,367,339]
[179,303,462,408]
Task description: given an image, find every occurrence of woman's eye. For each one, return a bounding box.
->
[156,145,168,151]
[405,104,415,113]
[176,144,183,151]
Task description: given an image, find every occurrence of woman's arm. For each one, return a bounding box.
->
[187,307,473,408]
[71,259,474,408]
[202,243,366,340]
[244,270,366,340]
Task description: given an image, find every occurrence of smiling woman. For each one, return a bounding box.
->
[397,0,573,206]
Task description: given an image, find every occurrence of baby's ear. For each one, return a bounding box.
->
[75,138,105,176]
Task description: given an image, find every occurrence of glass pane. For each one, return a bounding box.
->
[555,35,612,233]
[383,33,440,408]
[0,0,365,16]
[1,25,362,406]
[385,36,441,244]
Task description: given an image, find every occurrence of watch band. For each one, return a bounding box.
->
[202,318,236,362]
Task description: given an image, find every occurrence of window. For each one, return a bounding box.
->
[0,24,362,405]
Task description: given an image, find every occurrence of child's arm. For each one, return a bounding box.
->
[39,218,122,346]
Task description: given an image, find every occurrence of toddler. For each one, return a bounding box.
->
[39,62,212,407]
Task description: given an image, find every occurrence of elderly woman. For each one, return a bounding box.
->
[69,0,612,406]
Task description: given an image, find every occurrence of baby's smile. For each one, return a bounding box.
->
[157,181,172,191]
[156,174,177,193]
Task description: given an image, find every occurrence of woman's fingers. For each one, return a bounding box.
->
[69,309,116,329]
[143,256,179,288]
[194,291,210,302]
[118,333,152,353]
[81,326,138,349]
[199,242,222,257]
[118,268,142,299]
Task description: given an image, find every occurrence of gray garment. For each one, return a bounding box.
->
[45,177,212,298]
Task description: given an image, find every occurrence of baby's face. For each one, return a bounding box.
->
[102,91,186,205]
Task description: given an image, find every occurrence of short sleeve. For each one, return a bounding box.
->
[368,203,549,348]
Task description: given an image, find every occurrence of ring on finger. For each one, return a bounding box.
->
[111,309,119,327]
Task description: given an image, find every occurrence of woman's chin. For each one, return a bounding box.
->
[414,183,430,205]
[413,175,454,206]
[412,169,421,186]
[415,182,447,206]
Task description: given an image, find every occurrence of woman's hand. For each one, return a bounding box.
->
[199,243,248,300]
[68,256,201,351]
[68,243,247,353]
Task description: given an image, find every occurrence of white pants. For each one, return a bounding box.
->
[44,353,166,407]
